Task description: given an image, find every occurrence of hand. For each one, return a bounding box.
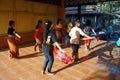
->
[15,37,21,41]
[91,37,95,40]
[60,49,65,53]
[19,36,21,39]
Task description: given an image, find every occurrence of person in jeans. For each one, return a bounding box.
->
[42,21,64,75]
[69,20,93,62]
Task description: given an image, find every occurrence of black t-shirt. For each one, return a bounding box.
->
[8,27,16,35]
[46,32,57,44]
[42,32,57,54]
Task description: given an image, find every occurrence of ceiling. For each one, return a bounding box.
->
[28,0,117,6]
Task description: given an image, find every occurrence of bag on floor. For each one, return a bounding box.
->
[53,47,73,64]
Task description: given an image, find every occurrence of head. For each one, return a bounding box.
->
[57,18,63,25]
[36,20,42,29]
[45,21,53,31]
[37,20,42,26]
[9,20,15,27]
[75,20,81,27]
[68,19,71,22]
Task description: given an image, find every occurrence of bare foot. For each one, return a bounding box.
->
[41,71,46,75]
[47,72,54,76]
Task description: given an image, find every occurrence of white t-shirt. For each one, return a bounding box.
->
[69,26,85,44]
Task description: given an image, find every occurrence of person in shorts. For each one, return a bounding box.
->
[34,20,43,52]
[69,20,93,62]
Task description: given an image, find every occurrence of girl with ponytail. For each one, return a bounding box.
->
[42,21,64,75]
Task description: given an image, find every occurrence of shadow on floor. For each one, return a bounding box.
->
[53,42,117,75]
[90,41,108,50]
[18,52,43,59]
[0,43,35,52]
[83,58,120,80]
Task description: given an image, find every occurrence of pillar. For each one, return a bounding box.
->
[59,0,65,20]
[95,14,97,28]
[77,5,81,20]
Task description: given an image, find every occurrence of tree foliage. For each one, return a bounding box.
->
[98,0,120,14]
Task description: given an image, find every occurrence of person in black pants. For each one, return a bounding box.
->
[42,21,64,75]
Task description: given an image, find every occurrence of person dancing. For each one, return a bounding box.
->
[69,20,93,62]
[42,21,64,75]
[83,19,96,51]
[55,18,64,44]
[7,20,21,59]
[34,20,44,53]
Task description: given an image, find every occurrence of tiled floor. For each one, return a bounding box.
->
[0,40,120,80]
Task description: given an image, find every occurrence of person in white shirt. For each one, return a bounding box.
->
[69,20,93,62]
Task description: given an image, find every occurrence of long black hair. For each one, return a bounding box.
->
[36,20,42,29]
[57,18,62,25]
[43,21,52,44]
[9,20,15,27]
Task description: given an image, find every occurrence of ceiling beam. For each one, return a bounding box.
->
[27,0,62,6]
[65,0,117,6]
[27,0,117,7]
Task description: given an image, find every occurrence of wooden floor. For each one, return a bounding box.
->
[0,40,120,80]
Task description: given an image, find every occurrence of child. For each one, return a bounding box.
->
[42,21,64,75]
[83,19,96,51]
[69,20,93,62]
[7,20,21,59]
[34,20,43,52]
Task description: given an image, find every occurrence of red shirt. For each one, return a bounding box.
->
[34,26,43,39]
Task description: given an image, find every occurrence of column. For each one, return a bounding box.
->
[77,5,81,20]
[59,0,65,20]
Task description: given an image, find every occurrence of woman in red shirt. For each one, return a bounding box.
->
[34,20,43,52]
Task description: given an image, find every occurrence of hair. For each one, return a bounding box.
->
[36,20,42,29]
[43,21,52,44]
[75,20,80,24]
[9,20,15,26]
[57,18,63,25]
